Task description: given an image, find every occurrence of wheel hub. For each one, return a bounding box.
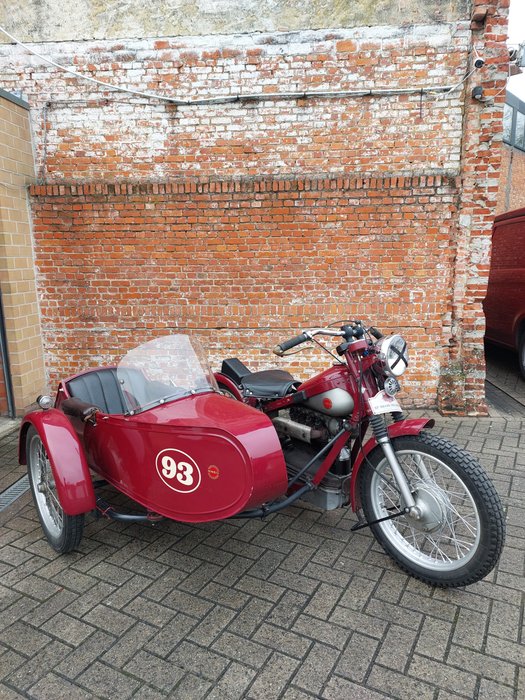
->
[406,482,449,533]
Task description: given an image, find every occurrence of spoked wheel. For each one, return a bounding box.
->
[26,426,84,553]
[359,432,505,587]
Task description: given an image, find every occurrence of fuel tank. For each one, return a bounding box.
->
[83,393,288,522]
[297,365,355,417]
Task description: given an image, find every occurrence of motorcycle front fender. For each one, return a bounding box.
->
[19,410,96,516]
[349,418,435,511]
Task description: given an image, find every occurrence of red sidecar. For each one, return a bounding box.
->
[19,335,288,552]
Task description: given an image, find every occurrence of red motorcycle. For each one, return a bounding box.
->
[19,325,504,588]
[215,321,505,587]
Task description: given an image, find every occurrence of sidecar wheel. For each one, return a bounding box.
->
[359,432,505,587]
[26,427,84,553]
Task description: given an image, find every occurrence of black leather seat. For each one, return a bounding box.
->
[66,368,127,414]
[241,369,299,398]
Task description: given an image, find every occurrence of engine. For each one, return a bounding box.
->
[271,406,351,510]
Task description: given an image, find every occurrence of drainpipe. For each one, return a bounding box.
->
[0,288,15,418]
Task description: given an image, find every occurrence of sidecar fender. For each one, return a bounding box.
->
[349,418,435,510]
[214,372,244,401]
[19,410,96,516]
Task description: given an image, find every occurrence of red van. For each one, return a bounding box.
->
[483,207,525,379]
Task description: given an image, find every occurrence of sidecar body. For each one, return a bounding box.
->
[19,335,288,525]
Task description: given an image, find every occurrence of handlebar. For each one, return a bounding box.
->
[273,328,345,356]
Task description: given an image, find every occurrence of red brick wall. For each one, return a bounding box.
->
[30,175,458,407]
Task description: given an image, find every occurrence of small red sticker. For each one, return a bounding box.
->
[323,398,333,409]
[208,465,220,480]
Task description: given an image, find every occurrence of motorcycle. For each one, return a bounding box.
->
[19,325,505,588]
[214,320,505,588]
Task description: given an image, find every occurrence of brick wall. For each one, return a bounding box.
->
[0,92,45,415]
[497,144,525,213]
[0,4,510,412]
[30,175,458,407]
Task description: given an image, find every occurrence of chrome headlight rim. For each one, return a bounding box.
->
[376,334,409,377]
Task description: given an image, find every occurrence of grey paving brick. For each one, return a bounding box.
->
[55,629,115,678]
[293,614,350,651]
[266,589,309,628]
[123,595,177,627]
[144,613,196,658]
[247,651,300,699]
[367,664,437,700]
[235,574,286,602]
[82,603,136,635]
[329,606,389,639]
[168,673,212,699]
[408,654,477,697]
[205,661,257,700]
[366,598,423,630]
[103,573,151,609]
[0,621,52,656]
[187,604,236,646]
[302,583,343,620]
[488,599,522,642]
[447,643,516,685]
[41,612,96,647]
[76,660,141,699]
[291,642,336,695]
[64,581,116,618]
[124,649,186,692]
[168,640,229,680]
[212,631,272,669]
[375,623,418,672]
[334,632,379,683]
[101,621,157,668]
[414,615,453,661]
[5,640,70,692]
[227,597,274,637]
[477,677,518,700]
[0,648,25,681]
[484,634,525,666]
[28,673,95,699]
[199,581,251,610]
[253,623,312,659]
[322,675,390,699]
[336,575,377,611]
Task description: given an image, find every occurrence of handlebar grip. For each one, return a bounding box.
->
[273,332,310,356]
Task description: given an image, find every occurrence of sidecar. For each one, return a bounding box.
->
[19,335,288,552]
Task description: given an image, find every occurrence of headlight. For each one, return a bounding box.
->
[376,335,409,377]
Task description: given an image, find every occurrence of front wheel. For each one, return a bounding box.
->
[26,426,84,554]
[359,432,505,587]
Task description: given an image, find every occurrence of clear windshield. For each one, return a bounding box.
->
[116,335,218,413]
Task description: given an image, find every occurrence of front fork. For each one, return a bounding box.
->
[369,415,421,519]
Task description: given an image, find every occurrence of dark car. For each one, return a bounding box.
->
[484,207,525,378]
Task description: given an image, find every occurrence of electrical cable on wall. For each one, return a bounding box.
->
[0,25,482,106]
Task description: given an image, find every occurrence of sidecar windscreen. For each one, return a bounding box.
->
[116,335,218,414]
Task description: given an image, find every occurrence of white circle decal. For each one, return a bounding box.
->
[155,448,201,494]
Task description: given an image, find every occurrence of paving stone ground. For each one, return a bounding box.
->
[0,352,523,699]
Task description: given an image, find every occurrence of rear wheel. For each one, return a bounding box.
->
[26,426,84,553]
[359,432,505,587]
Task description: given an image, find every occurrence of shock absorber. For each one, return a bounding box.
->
[369,414,419,516]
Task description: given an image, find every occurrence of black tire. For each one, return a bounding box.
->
[26,426,84,553]
[518,331,525,380]
[359,432,505,587]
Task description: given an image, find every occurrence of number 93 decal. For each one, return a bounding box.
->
[155,448,201,494]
